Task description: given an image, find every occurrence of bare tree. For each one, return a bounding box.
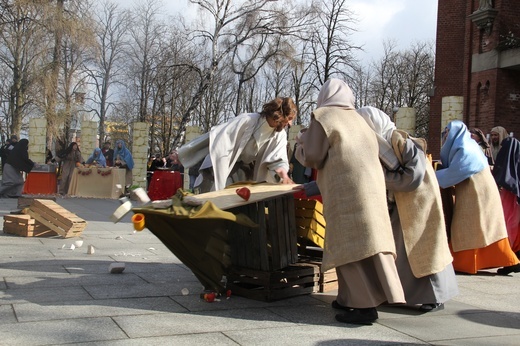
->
[171,0,295,147]
[0,1,48,140]
[126,0,166,124]
[368,40,435,137]
[85,0,130,143]
[307,0,361,88]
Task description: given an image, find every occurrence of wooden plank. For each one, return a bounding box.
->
[3,218,54,237]
[27,209,67,237]
[226,264,320,301]
[185,183,299,210]
[246,203,261,270]
[295,209,326,226]
[31,200,85,228]
[294,198,323,213]
[256,201,269,271]
[29,205,73,231]
[266,198,282,270]
[285,196,298,264]
[33,199,86,222]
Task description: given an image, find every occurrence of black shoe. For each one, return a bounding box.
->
[497,263,520,275]
[419,303,444,312]
[335,308,378,325]
[331,300,353,311]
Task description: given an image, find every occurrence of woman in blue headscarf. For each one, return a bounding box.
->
[86,148,107,167]
[436,120,518,274]
[113,139,134,190]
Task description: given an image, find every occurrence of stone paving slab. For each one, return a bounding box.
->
[379,310,520,343]
[0,317,128,345]
[13,297,188,322]
[61,333,241,346]
[112,309,298,339]
[0,286,92,304]
[223,324,429,345]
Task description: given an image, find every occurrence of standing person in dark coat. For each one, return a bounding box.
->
[0,135,18,170]
[0,139,34,198]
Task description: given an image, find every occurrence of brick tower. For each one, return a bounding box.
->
[429,0,520,157]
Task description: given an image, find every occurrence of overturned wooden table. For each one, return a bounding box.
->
[133,183,310,298]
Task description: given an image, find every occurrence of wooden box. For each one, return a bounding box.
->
[25,199,86,238]
[294,199,326,249]
[3,215,54,237]
[227,194,298,272]
[299,254,338,293]
[226,263,320,301]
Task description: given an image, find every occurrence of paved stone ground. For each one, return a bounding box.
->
[0,196,519,345]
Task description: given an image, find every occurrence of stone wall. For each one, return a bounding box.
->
[441,96,464,132]
[395,107,417,135]
[28,118,47,164]
[80,120,98,161]
[131,122,149,188]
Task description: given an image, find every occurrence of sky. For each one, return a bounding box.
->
[114,0,438,63]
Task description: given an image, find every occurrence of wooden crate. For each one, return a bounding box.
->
[3,215,55,237]
[18,196,57,209]
[227,194,298,272]
[226,263,320,301]
[25,199,86,238]
[298,255,338,293]
[294,199,326,249]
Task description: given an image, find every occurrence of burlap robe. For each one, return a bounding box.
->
[451,168,507,252]
[391,130,453,278]
[313,107,396,272]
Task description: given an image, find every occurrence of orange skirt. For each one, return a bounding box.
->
[451,238,520,274]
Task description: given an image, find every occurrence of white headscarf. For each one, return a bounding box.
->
[316,79,356,110]
[357,106,401,171]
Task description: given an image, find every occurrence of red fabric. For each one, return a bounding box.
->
[23,172,57,194]
[293,190,322,203]
[500,189,520,252]
[148,170,183,201]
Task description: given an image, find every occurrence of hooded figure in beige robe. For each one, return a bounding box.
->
[490,126,508,162]
[295,79,405,325]
[358,106,458,312]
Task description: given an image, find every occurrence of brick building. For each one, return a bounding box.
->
[429,0,520,157]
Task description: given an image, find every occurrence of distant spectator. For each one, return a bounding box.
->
[86,148,107,167]
[101,142,114,167]
[113,139,134,191]
[490,126,508,162]
[167,151,184,173]
[470,128,494,166]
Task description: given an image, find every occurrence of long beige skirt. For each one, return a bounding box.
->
[335,253,406,308]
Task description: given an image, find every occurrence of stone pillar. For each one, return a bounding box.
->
[131,122,149,188]
[28,118,47,164]
[80,120,98,160]
[441,96,464,132]
[183,126,204,190]
[395,107,417,135]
